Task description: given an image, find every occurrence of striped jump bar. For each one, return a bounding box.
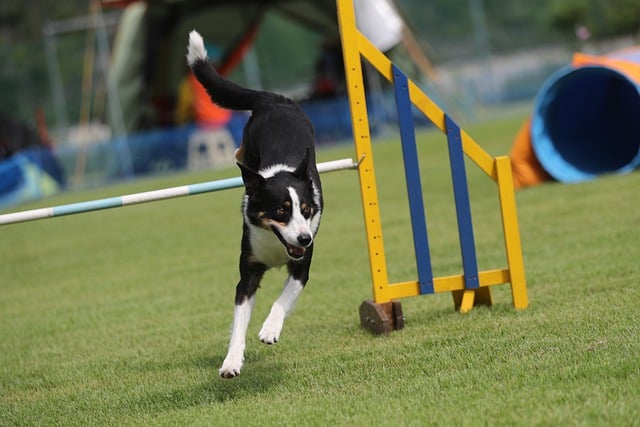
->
[0,157,356,226]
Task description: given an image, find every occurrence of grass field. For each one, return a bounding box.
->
[1,115,639,426]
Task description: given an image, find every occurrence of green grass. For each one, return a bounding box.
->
[2,115,639,426]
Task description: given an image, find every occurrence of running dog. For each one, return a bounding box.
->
[187,30,323,378]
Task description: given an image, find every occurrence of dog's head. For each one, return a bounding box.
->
[239,150,321,261]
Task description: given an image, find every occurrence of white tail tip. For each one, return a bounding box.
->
[187,30,207,66]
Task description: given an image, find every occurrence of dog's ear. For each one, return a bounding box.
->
[238,162,265,197]
[292,147,311,181]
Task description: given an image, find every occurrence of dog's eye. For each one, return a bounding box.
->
[274,207,287,218]
[301,205,312,218]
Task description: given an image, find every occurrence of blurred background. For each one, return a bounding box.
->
[1,0,638,205]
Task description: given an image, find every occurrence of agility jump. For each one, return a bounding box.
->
[336,0,528,334]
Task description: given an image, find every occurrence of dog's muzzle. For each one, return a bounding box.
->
[271,226,312,261]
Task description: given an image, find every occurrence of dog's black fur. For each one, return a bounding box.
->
[187,30,323,378]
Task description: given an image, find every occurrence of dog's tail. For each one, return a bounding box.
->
[187,30,269,111]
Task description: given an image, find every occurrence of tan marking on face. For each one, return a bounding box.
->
[300,202,312,217]
[264,218,287,229]
[257,216,271,230]
[255,212,270,230]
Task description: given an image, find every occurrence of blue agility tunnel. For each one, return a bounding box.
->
[511,48,640,187]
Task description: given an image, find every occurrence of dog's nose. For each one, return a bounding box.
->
[297,234,312,247]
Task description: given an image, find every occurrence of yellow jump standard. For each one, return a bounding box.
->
[337,0,528,334]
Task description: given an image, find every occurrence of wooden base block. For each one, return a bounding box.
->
[359,300,404,335]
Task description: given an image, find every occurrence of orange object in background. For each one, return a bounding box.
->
[189,73,232,128]
[509,117,553,189]
[175,73,232,128]
[572,51,640,83]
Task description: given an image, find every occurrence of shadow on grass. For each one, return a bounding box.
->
[120,350,284,416]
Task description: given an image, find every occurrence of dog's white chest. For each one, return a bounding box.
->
[248,225,289,267]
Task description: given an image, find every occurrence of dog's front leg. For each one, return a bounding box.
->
[259,250,312,344]
[258,276,304,344]
[219,295,254,378]
[219,261,266,378]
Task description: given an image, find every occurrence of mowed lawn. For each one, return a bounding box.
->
[1,115,639,426]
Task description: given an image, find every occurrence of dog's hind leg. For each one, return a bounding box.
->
[259,250,312,345]
[219,264,266,378]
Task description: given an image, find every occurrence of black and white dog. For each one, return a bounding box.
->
[187,31,323,378]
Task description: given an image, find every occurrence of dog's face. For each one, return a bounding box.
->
[239,155,321,262]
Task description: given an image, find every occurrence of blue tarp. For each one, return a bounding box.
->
[0,148,66,208]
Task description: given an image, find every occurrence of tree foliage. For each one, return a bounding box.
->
[398,0,638,59]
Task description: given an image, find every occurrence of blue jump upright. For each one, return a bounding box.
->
[445,115,480,290]
[392,65,434,295]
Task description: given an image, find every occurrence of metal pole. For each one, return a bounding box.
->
[43,25,69,139]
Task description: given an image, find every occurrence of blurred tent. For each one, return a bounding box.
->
[100,0,435,136]
[101,0,340,135]
[510,46,640,189]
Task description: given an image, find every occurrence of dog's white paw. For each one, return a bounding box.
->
[259,308,285,345]
[219,353,243,379]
